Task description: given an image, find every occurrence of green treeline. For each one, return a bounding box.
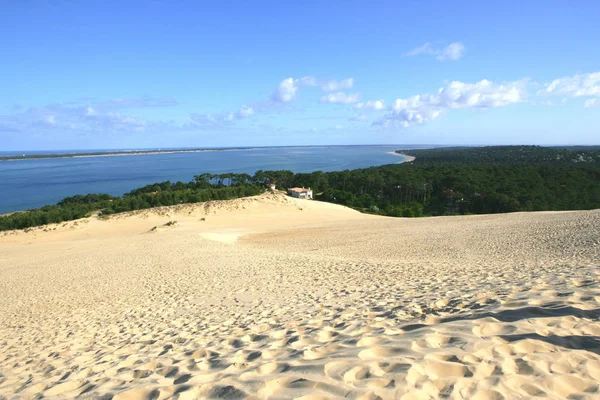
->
[317,163,599,216]
[396,145,600,165]
[1,146,598,231]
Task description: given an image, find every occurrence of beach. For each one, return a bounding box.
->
[1,192,599,399]
[387,152,416,162]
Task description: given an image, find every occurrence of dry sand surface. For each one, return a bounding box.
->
[1,192,599,399]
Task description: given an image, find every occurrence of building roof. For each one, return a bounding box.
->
[266,183,276,186]
[288,187,311,192]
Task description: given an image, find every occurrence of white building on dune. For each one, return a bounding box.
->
[288,187,313,199]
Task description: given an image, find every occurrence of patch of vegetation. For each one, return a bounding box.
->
[0,185,262,231]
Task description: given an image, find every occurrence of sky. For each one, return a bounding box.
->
[1,0,599,150]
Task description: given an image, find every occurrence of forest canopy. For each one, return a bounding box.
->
[1,146,598,231]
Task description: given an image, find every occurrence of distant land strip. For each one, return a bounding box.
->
[0,145,400,162]
[0,146,286,161]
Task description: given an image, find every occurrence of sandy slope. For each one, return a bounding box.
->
[0,192,599,399]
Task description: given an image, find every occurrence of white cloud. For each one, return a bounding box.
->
[541,72,600,108]
[296,76,354,92]
[189,113,221,128]
[1,95,260,137]
[354,100,385,110]
[374,79,524,127]
[544,72,600,97]
[405,42,433,56]
[320,78,354,92]
[271,78,299,103]
[320,92,360,104]
[0,98,182,136]
[270,76,356,105]
[237,105,255,118]
[437,42,466,61]
[193,104,255,125]
[88,111,148,131]
[405,41,466,61]
[85,106,97,116]
[45,115,57,126]
[584,98,600,108]
[194,76,357,127]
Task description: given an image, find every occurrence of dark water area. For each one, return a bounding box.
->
[0,145,430,213]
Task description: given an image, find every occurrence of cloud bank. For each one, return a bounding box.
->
[541,72,600,108]
[374,79,524,127]
[2,71,598,138]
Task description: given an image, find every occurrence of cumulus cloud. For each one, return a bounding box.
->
[374,79,524,127]
[295,76,354,92]
[320,92,360,104]
[197,75,357,127]
[1,104,153,134]
[237,105,255,117]
[271,78,299,103]
[270,76,357,105]
[320,78,354,92]
[538,100,554,106]
[584,98,600,108]
[0,96,185,136]
[354,100,385,110]
[189,113,221,128]
[541,72,600,108]
[405,42,466,61]
[437,42,466,61]
[85,106,98,116]
[405,43,433,57]
[193,104,255,126]
[543,72,600,97]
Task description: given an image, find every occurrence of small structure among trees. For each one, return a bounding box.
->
[288,187,313,199]
[266,183,277,191]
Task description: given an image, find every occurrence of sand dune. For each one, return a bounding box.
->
[0,192,599,399]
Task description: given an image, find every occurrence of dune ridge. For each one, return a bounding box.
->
[1,192,599,399]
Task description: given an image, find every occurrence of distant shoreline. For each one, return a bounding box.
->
[0,145,402,162]
[388,151,416,162]
[0,147,254,162]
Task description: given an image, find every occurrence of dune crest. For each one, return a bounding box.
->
[1,194,599,399]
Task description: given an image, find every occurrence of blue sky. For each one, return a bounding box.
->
[1,1,599,150]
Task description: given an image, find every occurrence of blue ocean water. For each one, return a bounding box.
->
[0,145,427,213]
